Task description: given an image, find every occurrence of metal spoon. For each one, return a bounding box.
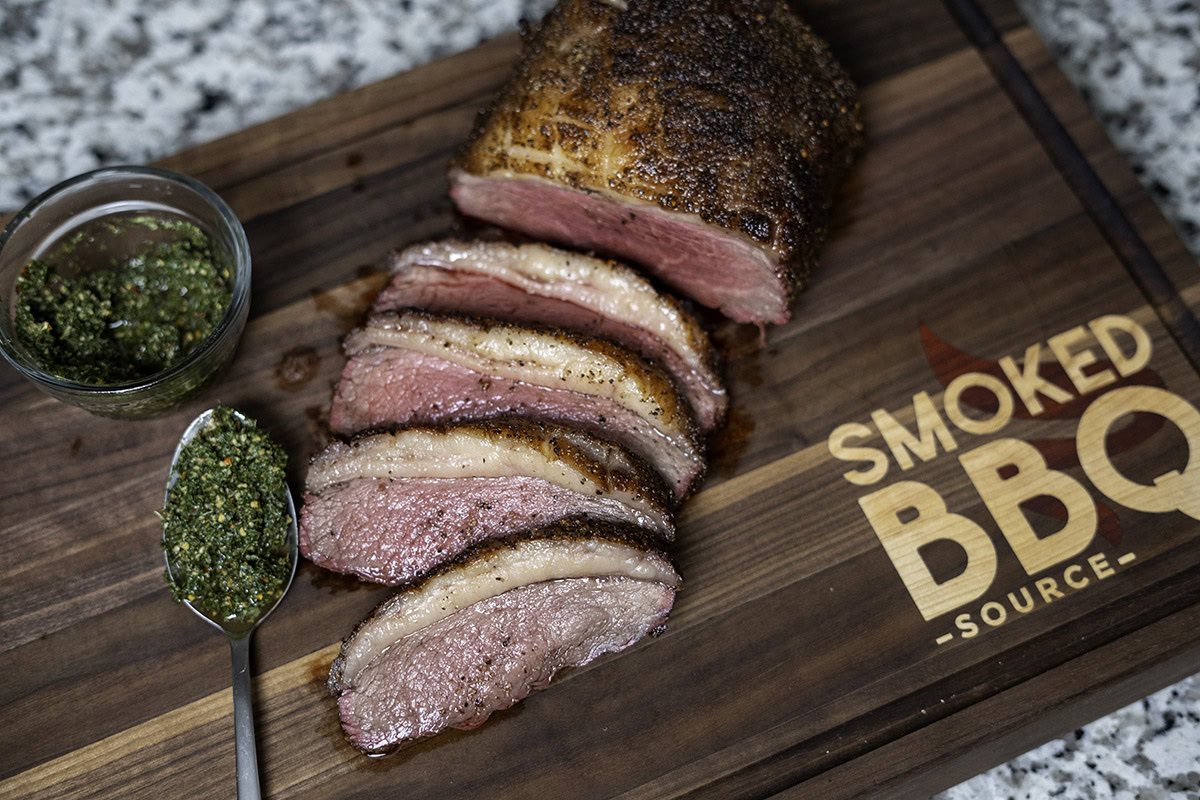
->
[162,407,298,800]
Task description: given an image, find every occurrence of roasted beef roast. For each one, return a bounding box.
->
[328,518,680,753]
[329,311,704,501]
[376,240,727,432]
[449,0,863,324]
[300,420,673,584]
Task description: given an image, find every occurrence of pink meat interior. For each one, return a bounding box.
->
[450,171,789,324]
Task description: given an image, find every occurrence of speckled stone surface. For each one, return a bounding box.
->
[1014,0,1200,259]
[937,677,1200,800]
[0,0,555,209]
[1,0,1198,796]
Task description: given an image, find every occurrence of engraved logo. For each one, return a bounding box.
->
[824,314,1200,643]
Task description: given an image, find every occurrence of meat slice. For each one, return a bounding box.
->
[329,311,704,501]
[300,420,673,584]
[449,0,863,325]
[328,519,680,754]
[375,240,728,432]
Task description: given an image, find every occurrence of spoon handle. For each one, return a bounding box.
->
[230,635,262,800]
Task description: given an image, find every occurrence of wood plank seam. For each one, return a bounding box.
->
[614,566,1200,800]
[942,0,1200,372]
[776,600,1200,799]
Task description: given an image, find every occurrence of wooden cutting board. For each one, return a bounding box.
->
[4,1,1200,797]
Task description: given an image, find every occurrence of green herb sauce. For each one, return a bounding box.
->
[14,214,232,385]
[162,407,292,624]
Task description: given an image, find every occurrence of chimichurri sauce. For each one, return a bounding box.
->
[162,407,291,625]
[13,214,232,385]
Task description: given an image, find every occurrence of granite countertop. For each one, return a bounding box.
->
[1,0,1197,796]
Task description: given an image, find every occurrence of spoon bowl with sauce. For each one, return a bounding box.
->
[162,406,297,800]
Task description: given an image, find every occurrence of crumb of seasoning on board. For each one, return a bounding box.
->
[161,407,291,624]
[13,214,232,385]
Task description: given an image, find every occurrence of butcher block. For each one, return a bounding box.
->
[3,0,1200,798]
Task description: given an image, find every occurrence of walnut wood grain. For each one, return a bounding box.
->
[2,1,1199,798]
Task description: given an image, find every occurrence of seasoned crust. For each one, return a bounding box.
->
[347,309,701,446]
[385,239,726,411]
[309,417,673,517]
[453,0,864,299]
[325,515,680,695]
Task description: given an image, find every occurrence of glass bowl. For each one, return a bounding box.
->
[0,167,251,418]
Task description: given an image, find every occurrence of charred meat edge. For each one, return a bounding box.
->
[328,518,679,693]
[344,310,700,446]
[382,240,727,425]
[452,0,863,316]
[306,419,672,534]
